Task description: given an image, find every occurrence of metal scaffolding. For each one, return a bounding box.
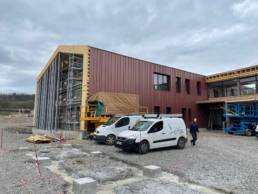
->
[35,53,83,131]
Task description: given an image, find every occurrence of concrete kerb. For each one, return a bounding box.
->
[62,144,72,149]
[143,165,162,177]
[32,156,51,166]
[40,149,50,154]
[26,152,52,166]
[73,177,97,194]
[91,151,102,155]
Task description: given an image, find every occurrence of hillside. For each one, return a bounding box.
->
[0,93,34,111]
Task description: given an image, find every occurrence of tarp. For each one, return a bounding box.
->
[26,135,52,143]
[26,134,59,143]
[88,92,140,114]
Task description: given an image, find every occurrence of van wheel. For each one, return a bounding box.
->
[106,135,116,145]
[177,137,186,149]
[138,141,149,154]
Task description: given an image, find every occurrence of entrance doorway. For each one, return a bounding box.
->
[208,105,224,130]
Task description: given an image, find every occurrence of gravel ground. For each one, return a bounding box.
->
[76,131,258,194]
[59,154,139,183]
[1,114,258,194]
[114,179,205,194]
[0,131,68,194]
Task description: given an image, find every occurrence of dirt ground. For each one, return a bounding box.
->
[0,114,33,129]
[1,116,258,194]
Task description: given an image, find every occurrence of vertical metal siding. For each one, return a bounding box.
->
[88,47,208,127]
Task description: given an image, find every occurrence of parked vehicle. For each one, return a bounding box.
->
[224,103,258,136]
[115,117,187,154]
[256,125,258,139]
[95,115,142,145]
[80,92,148,136]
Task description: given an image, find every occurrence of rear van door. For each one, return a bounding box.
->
[170,118,186,139]
[166,119,178,146]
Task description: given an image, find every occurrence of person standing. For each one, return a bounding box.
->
[190,118,199,146]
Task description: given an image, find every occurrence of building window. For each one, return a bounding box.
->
[185,79,190,94]
[154,106,160,114]
[176,77,181,93]
[166,107,171,114]
[240,76,256,95]
[223,79,238,96]
[154,73,170,91]
[208,82,224,98]
[197,81,201,96]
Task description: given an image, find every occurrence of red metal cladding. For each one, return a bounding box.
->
[88,46,208,127]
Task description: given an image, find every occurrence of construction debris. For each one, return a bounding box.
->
[26,134,58,144]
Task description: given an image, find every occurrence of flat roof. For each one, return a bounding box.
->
[206,65,258,83]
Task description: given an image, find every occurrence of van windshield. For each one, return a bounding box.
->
[103,117,120,126]
[130,121,154,131]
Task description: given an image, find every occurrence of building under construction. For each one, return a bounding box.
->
[198,65,258,135]
[34,45,207,131]
[34,45,258,135]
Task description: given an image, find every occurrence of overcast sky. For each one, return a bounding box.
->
[0,0,258,93]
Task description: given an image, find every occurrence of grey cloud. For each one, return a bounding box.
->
[232,0,258,18]
[0,0,257,93]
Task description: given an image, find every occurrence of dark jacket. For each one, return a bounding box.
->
[190,122,199,134]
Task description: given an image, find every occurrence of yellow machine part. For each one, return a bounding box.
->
[80,116,111,133]
[80,116,110,122]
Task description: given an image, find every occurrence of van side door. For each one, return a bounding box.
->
[114,117,130,135]
[147,121,167,149]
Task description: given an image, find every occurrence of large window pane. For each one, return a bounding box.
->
[154,74,158,84]
[240,77,256,95]
[223,79,238,96]
[240,82,256,95]
[153,73,170,91]
[185,79,190,94]
[208,82,224,97]
[176,77,181,93]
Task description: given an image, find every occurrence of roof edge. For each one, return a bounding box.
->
[36,45,89,81]
[88,45,206,77]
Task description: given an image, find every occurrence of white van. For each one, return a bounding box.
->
[115,117,187,154]
[95,115,142,145]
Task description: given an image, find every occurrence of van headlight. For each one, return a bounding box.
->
[126,136,136,144]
